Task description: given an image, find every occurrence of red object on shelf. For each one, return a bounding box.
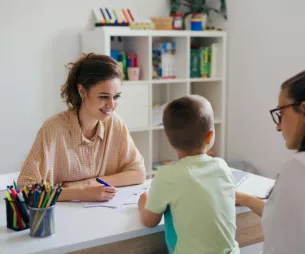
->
[172,13,183,30]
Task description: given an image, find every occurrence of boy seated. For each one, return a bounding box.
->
[138,95,239,254]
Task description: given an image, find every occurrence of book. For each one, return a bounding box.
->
[231,169,276,199]
[210,43,218,78]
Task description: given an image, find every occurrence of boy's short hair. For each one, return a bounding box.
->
[163,95,214,152]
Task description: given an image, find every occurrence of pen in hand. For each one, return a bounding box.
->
[96,178,111,187]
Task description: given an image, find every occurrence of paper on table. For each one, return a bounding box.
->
[82,189,135,209]
[124,184,150,205]
[82,183,150,208]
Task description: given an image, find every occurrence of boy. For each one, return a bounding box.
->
[138,95,239,254]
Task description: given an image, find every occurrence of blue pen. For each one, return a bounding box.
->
[96,178,111,187]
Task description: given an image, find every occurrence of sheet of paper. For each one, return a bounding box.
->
[124,184,150,205]
[82,182,151,208]
[82,189,135,208]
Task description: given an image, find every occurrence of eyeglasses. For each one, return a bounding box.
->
[270,102,302,125]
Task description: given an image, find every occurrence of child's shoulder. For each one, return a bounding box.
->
[152,161,183,181]
[208,156,229,168]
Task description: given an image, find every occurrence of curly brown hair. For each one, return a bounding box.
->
[61,53,122,112]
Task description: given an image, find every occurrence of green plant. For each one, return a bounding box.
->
[170,0,228,20]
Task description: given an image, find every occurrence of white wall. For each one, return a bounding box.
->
[226,0,305,178]
[0,1,169,174]
[2,0,305,179]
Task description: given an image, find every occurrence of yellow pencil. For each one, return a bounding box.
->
[38,191,45,208]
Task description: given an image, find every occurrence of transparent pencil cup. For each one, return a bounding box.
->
[29,205,55,237]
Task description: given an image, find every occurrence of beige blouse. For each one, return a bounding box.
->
[18,110,145,186]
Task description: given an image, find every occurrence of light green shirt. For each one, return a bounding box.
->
[146,154,240,254]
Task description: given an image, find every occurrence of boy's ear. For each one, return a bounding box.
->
[164,133,168,141]
[205,130,214,144]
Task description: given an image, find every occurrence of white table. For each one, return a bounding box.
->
[0,172,269,254]
[0,201,165,254]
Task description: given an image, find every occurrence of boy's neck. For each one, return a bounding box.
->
[177,148,208,159]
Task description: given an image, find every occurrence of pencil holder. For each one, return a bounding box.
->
[5,198,29,231]
[29,205,55,237]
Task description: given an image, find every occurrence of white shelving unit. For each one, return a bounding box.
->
[81,27,227,178]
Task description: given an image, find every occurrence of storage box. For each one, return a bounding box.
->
[151,17,173,30]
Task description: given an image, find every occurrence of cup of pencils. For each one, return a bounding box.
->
[5,181,30,231]
[28,182,62,237]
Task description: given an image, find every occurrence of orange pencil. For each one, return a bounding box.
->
[122,9,130,23]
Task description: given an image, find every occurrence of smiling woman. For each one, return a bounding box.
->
[17,53,146,202]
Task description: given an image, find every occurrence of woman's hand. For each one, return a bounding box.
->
[81,185,117,202]
[235,191,252,206]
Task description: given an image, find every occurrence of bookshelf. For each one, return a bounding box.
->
[81,27,227,178]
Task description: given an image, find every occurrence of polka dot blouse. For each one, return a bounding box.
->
[18,110,145,186]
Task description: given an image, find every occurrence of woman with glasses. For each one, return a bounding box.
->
[17,53,145,201]
[236,70,305,253]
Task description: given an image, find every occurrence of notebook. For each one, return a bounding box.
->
[231,170,251,188]
[231,169,276,199]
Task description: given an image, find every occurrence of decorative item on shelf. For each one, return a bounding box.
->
[127,67,140,81]
[206,26,223,31]
[150,16,173,30]
[129,20,155,30]
[93,8,135,27]
[190,13,203,31]
[170,0,227,30]
[152,103,167,126]
[172,13,183,30]
[111,50,140,81]
[152,42,176,79]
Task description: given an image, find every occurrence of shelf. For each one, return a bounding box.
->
[95,27,226,38]
[190,78,222,83]
[152,79,187,84]
[151,120,222,132]
[123,80,149,85]
[81,28,227,178]
[129,127,150,133]
[122,78,221,84]
[152,125,164,130]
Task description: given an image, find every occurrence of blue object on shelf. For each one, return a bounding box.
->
[111,50,119,60]
[191,18,202,31]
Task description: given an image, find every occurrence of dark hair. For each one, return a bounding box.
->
[163,95,214,152]
[61,53,122,112]
[281,70,305,151]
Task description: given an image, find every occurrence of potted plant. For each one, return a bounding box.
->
[170,0,227,30]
